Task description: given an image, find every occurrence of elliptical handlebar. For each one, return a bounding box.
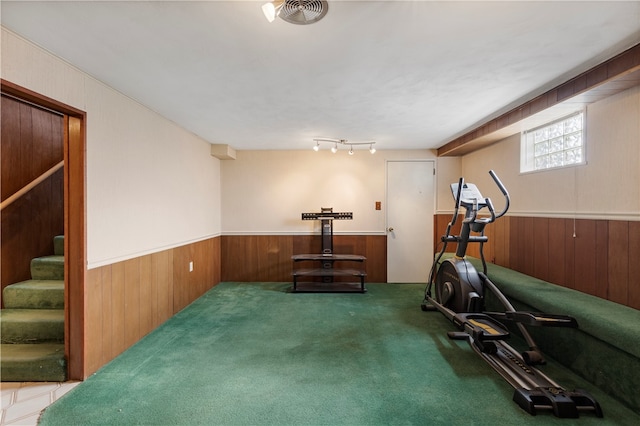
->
[450,177,465,227]
[488,170,510,219]
[484,198,496,223]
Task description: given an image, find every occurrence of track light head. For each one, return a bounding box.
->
[262,1,285,23]
[331,144,338,154]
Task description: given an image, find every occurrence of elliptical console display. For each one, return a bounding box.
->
[422,170,602,418]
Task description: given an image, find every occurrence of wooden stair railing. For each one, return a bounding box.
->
[0,160,64,211]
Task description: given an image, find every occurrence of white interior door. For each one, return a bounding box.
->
[386,160,435,283]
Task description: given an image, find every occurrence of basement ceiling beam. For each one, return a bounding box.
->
[438,43,640,157]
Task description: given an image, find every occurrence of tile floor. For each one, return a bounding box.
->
[1,382,80,426]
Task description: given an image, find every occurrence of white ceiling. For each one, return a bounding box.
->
[2,1,639,151]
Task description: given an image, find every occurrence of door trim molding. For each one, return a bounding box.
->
[1,79,87,380]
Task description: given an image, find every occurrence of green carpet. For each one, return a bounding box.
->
[39,283,639,425]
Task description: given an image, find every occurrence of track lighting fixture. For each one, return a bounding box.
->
[312,138,377,155]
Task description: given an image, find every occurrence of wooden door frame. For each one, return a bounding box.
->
[1,79,87,380]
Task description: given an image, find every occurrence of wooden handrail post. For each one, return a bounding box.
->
[0,160,64,211]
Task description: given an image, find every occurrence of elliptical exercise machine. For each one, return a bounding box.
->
[422,170,602,418]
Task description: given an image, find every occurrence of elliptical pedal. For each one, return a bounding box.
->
[453,313,510,341]
[449,313,510,355]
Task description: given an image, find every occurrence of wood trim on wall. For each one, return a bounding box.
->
[438,43,640,156]
[221,235,387,283]
[0,80,86,117]
[65,115,86,380]
[84,236,221,376]
[434,213,640,310]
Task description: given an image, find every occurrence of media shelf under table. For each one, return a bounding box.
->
[292,254,366,262]
[291,254,367,293]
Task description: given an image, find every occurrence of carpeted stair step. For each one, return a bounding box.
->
[0,309,64,344]
[30,255,64,280]
[2,280,64,309]
[53,235,64,256]
[0,343,66,382]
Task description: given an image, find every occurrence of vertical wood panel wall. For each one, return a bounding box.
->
[434,214,640,310]
[84,237,220,376]
[1,95,64,300]
[221,235,387,283]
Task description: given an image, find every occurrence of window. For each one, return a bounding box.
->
[520,111,585,172]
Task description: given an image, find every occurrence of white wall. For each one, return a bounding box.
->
[435,156,462,213]
[460,85,640,220]
[221,149,437,234]
[1,28,222,268]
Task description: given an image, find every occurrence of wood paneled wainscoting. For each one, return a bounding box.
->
[434,214,640,310]
[84,237,221,376]
[221,235,387,283]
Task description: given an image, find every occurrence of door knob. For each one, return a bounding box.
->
[387,227,394,232]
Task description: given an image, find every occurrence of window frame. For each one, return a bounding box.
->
[520,110,587,174]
